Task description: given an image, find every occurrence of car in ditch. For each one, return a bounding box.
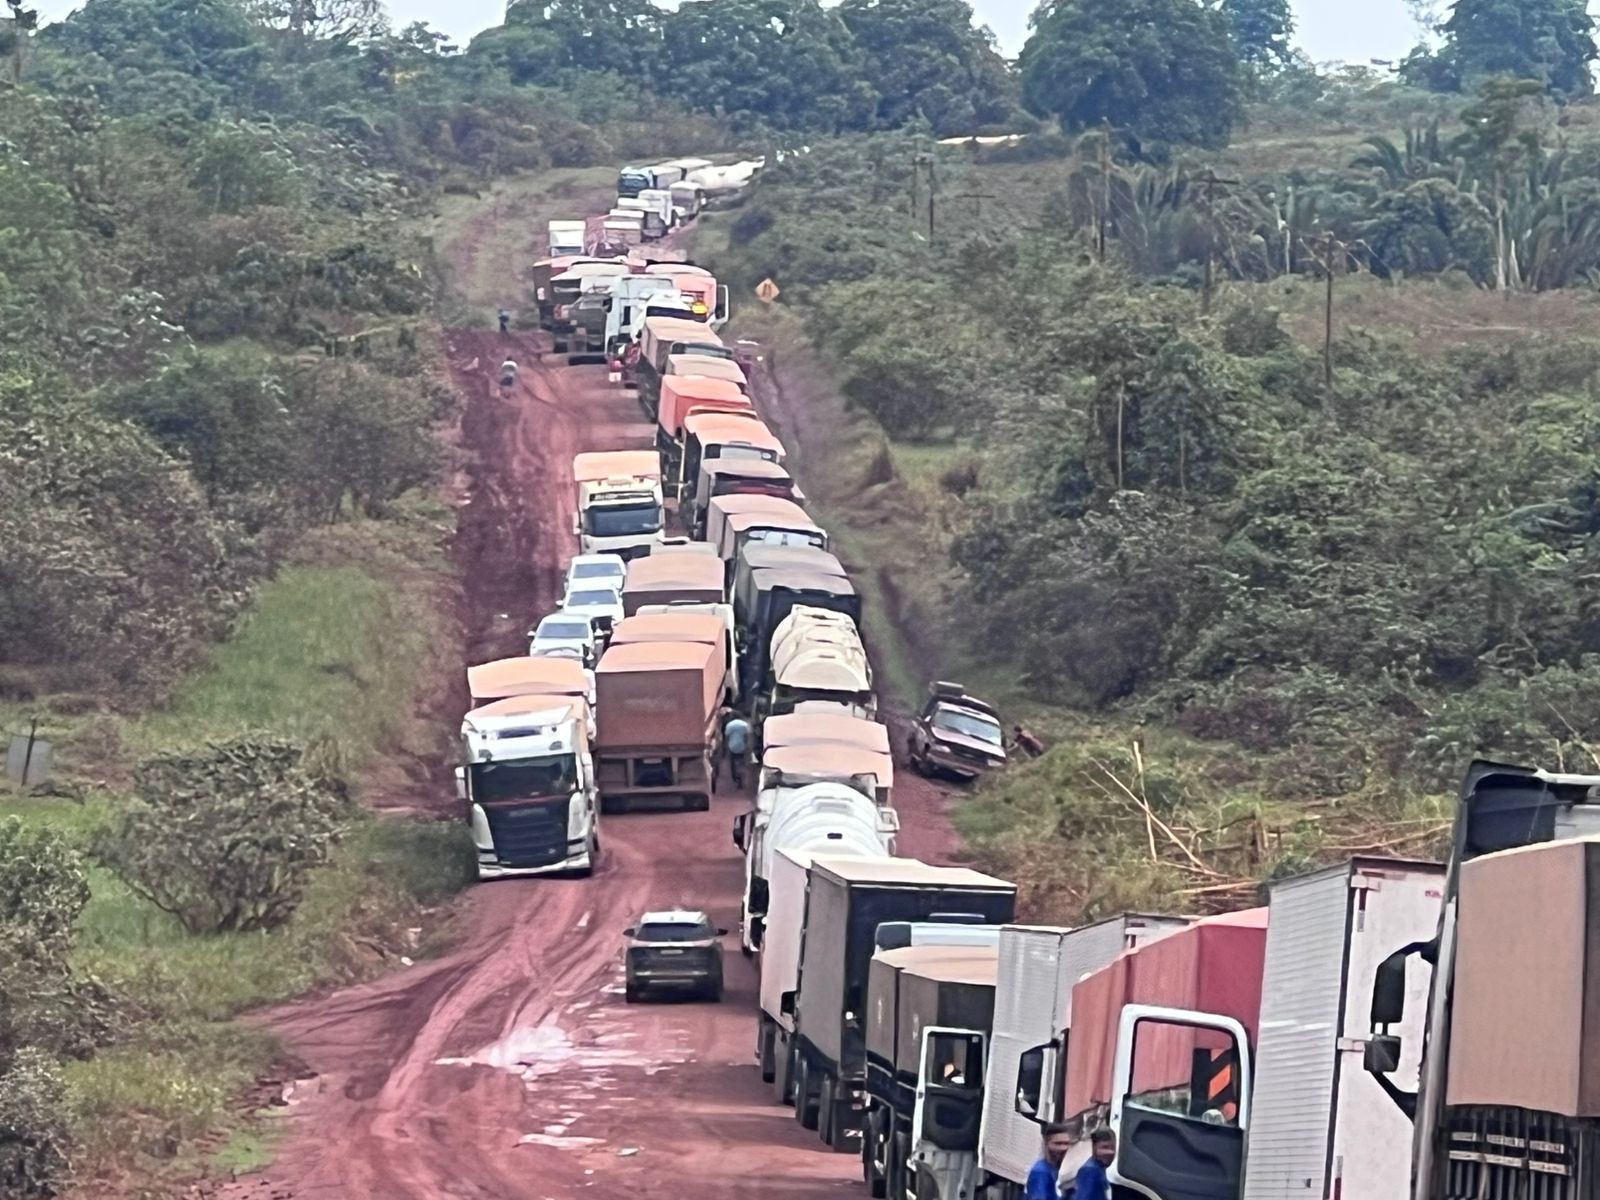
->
[906,681,1007,781]
[623,909,726,1003]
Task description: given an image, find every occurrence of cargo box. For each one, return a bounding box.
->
[1064,909,1268,1118]
[1447,836,1600,1117]
[594,641,722,751]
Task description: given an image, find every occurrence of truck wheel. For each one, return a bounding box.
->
[795,1058,819,1130]
[625,983,641,1004]
[705,970,724,1003]
[818,1074,837,1148]
[773,1042,794,1104]
[862,1109,886,1197]
[885,1133,905,1200]
[689,793,710,812]
[759,1023,776,1084]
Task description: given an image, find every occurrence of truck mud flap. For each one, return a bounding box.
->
[600,795,631,816]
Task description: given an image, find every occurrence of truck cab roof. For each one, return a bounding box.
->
[461,700,586,761]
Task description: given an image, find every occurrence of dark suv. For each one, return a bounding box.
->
[907,681,1007,781]
[623,910,726,1003]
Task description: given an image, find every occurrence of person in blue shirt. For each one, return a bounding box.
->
[720,709,752,789]
[1026,1123,1073,1199]
[1070,1128,1117,1200]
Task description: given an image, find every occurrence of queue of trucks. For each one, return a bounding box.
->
[460,154,1600,1200]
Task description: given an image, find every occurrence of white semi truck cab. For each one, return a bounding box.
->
[458,698,599,879]
[572,451,665,561]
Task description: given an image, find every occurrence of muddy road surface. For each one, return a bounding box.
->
[219,328,964,1199]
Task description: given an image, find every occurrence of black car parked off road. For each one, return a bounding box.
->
[623,910,726,1002]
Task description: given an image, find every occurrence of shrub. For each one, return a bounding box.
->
[0,1049,71,1200]
[95,736,355,935]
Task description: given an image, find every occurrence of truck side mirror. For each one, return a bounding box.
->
[623,926,637,938]
[1364,1034,1402,1074]
[571,514,580,537]
[780,989,796,1017]
[453,766,467,802]
[732,813,748,851]
[1015,1044,1048,1122]
[1371,951,1408,1026]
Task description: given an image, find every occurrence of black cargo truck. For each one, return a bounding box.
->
[785,857,1015,1153]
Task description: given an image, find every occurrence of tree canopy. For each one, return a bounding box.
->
[1442,0,1596,99]
[1020,0,1246,148]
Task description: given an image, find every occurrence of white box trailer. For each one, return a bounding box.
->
[978,916,1188,1197]
[1241,857,1443,1200]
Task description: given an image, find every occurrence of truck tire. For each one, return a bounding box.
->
[758,1022,776,1084]
[818,1074,836,1147]
[773,1041,794,1104]
[862,1108,885,1196]
[705,969,724,1003]
[625,982,641,1004]
[688,793,710,812]
[795,1057,819,1130]
[886,1132,906,1200]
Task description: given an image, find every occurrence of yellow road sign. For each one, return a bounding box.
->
[755,278,781,304]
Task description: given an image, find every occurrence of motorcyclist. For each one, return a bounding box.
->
[499,358,518,390]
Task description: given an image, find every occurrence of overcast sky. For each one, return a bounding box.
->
[28,0,1455,71]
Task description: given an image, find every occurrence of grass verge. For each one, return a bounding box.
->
[4,505,475,1195]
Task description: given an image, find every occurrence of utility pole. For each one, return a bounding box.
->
[1097,122,1113,263]
[925,154,937,243]
[1303,232,1348,396]
[1188,169,1239,315]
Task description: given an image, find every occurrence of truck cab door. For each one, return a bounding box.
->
[913,1026,987,1153]
[1108,1004,1250,1200]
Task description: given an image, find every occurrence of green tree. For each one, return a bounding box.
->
[837,0,1019,134]
[1441,0,1596,99]
[1020,0,1245,149]
[95,736,354,935]
[1219,0,1295,74]
[498,0,659,79]
[656,0,877,132]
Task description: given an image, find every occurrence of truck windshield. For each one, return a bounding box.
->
[933,708,1002,745]
[618,172,650,195]
[585,503,662,537]
[471,755,577,804]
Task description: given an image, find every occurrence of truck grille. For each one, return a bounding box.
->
[483,798,572,868]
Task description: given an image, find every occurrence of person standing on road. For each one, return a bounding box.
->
[1026,1124,1072,1200]
[722,710,752,790]
[498,308,511,336]
[1066,1129,1116,1200]
[499,357,518,390]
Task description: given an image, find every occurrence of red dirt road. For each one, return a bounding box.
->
[218,326,963,1199]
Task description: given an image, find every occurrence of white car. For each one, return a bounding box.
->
[564,553,627,596]
[528,611,599,666]
[560,584,625,636]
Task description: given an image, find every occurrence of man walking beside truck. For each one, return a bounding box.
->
[1026,1124,1072,1200]
[1066,1129,1115,1200]
[720,709,751,790]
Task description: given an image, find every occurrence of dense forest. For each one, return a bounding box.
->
[3,0,1600,1191]
[710,0,1600,909]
